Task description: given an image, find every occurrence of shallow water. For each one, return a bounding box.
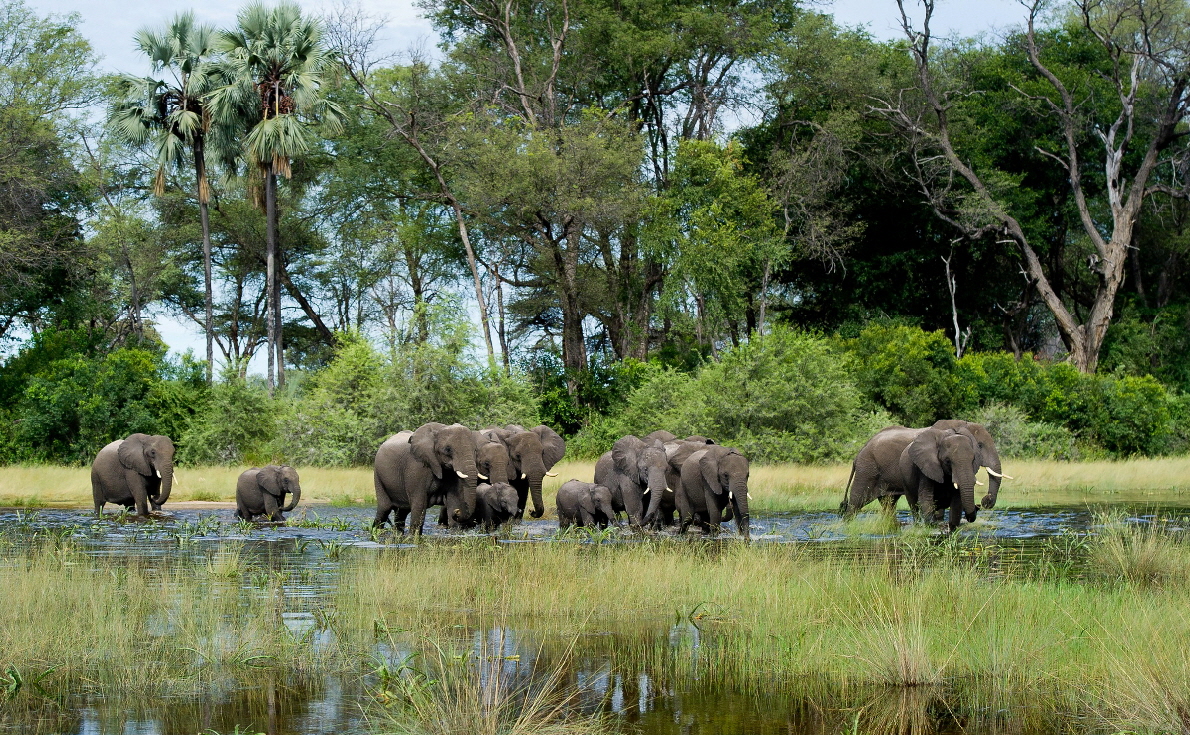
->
[0,503,1182,734]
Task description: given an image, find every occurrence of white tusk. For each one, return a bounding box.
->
[521,473,527,480]
[748,493,753,500]
[729,491,734,500]
[953,483,958,490]
[666,488,673,493]
[985,468,1014,479]
[477,473,488,480]
[976,480,985,486]
[155,470,162,479]
[456,471,469,479]
[545,471,558,477]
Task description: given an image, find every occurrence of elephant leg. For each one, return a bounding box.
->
[622,480,645,527]
[948,495,962,533]
[916,478,936,527]
[437,506,450,527]
[579,508,596,527]
[407,494,428,537]
[373,480,394,528]
[394,508,410,534]
[92,480,104,516]
[126,469,150,516]
[263,493,282,522]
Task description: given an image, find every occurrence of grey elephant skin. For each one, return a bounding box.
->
[480,425,565,519]
[236,465,301,521]
[91,433,175,516]
[652,436,718,528]
[437,436,514,527]
[676,445,751,539]
[594,435,668,527]
[556,480,617,529]
[454,482,520,531]
[841,424,983,531]
[373,423,480,534]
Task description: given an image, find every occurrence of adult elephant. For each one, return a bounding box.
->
[373,423,479,535]
[675,445,751,540]
[650,436,718,528]
[91,433,175,516]
[643,429,677,444]
[437,436,513,528]
[933,419,1009,509]
[235,464,301,521]
[594,435,668,527]
[483,425,566,519]
[841,425,982,531]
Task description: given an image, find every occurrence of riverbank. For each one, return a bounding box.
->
[5,457,1190,511]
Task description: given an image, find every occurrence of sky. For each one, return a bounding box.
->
[27,0,1026,368]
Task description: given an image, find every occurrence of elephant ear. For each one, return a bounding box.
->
[611,436,640,474]
[533,425,566,468]
[909,429,947,483]
[257,466,283,497]
[699,449,724,494]
[410,424,443,480]
[118,434,152,476]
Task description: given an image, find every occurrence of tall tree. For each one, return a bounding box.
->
[209,0,341,392]
[108,12,221,381]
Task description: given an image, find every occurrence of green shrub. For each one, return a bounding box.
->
[847,323,958,425]
[968,403,1080,460]
[179,373,275,465]
[1097,374,1171,456]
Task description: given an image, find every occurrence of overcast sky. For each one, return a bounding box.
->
[28,0,1026,367]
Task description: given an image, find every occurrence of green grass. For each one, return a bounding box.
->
[7,456,1190,512]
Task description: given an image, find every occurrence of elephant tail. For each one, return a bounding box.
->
[839,463,856,517]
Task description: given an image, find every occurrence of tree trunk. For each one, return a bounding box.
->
[495,263,510,376]
[195,146,214,383]
[265,166,277,394]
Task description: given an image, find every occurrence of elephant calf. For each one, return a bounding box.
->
[556,480,617,529]
[236,465,301,522]
[457,482,520,531]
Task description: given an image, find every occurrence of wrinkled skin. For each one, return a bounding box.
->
[651,437,718,528]
[486,425,566,519]
[236,465,301,521]
[454,482,520,531]
[373,423,480,535]
[91,433,176,516]
[675,446,751,540]
[438,438,513,528]
[934,420,1003,509]
[842,425,981,531]
[594,435,668,527]
[643,429,677,444]
[556,480,617,529]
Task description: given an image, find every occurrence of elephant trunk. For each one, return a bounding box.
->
[643,466,666,522]
[154,459,174,506]
[282,483,301,512]
[527,458,546,518]
[729,476,750,540]
[957,466,977,523]
[981,456,1003,509]
[457,455,479,520]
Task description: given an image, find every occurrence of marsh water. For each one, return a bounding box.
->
[0,503,1181,735]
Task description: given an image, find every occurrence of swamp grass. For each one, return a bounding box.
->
[6,529,1190,732]
[7,456,1190,512]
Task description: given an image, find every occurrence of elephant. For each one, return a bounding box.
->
[455,482,520,531]
[593,435,668,527]
[373,423,480,534]
[934,419,1008,509]
[675,445,751,539]
[437,437,513,528]
[556,480,617,529]
[91,433,176,516]
[649,437,719,528]
[235,464,301,521]
[481,424,566,519]
[643,429,677,444]
[841,425,983,531]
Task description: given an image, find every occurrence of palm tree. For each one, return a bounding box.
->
[207,1,342,392]
[108,12,221,383]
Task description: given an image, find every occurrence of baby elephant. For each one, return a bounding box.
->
[556,480,617,529]
[463,482,520,531]
[236,465,301,521]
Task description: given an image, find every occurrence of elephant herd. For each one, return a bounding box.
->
[88,419,1008,537]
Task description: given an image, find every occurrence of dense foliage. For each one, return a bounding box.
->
[3,0,1190,466]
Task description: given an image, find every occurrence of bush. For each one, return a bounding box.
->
[847,323,959,426]
[179,373,275,465]
[968,403,1080,460]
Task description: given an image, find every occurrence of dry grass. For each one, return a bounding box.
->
[5,456,1190,511]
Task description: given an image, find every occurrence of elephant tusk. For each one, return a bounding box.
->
[545,471,558,477]
[456,471,469,479]
[666,487,674,493]
[521,473,527,480]
[155,470,162,479]
[976,479,985,486]
[748,493,753,500]
[953,482,959,490]
[477,473,489,480]
[986,468,1014,479]
[729,491,734,500]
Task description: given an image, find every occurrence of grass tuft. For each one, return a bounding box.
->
[1089,512,1190,586]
